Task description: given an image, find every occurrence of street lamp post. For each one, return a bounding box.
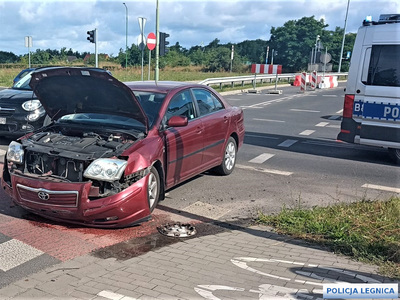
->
[338,0,350,73]
[123,2,128,69]
[314,35,320,66]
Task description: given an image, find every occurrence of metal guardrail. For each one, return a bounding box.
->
[199,72,348,89]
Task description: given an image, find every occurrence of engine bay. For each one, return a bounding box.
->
[17,124,138,183]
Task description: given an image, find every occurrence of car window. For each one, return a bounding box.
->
[366,45,400,87]
[12,72,33,90]
[132,91,166,128]
[166,90,195,121]
[192,88,224,116]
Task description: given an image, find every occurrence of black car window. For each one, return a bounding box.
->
[366,45,400,87]
[192,88,224,116]
[132,91,166,128]
[166,90,195,121]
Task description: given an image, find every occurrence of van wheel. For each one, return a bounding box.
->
[388,148,400,165]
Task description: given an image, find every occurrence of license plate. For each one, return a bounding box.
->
[0,117,5,124]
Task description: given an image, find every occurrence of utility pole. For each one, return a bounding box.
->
[123,3,128,69]
[338,0,350,73]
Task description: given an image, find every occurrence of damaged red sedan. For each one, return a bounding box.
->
[1,67,245,228]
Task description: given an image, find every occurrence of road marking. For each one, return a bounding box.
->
[0,239,43,271]
[253,118,285,123]
[322,95,338,97]
[336,109,343,114]
[278,139,298,147]
[236,164,292,176]
[246,133,279,140]
[315,122,329,127]
[327,124,340,129]
[290,109,320,113]
[227,98,242,101]
[299,130,315,136]
[249,153,275,164]
[98,290,138,300]
[362,184,400,194]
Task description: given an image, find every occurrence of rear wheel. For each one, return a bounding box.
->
[388,148,400,165]
[147,166,160,212]
[214,137,237,175]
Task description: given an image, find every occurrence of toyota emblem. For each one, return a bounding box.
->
[38,191,50,200]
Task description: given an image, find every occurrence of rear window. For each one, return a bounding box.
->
[366,45,400,87]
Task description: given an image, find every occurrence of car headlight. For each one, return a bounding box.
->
[22,100,42,112]
[7,141,24,164]
[26,107,46,122]
[84,158,127,182]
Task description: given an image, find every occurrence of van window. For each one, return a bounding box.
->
[367,45,400,87]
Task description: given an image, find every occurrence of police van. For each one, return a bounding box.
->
[337,14,400,164]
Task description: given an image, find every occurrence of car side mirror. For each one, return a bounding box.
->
[167,115,188,127]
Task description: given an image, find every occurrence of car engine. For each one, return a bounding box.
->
[18,125,136,184]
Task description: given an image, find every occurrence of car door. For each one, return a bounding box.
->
[191,88,229,169]
[164,89,204,188]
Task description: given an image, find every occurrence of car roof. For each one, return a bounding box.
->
[124,81,205,93]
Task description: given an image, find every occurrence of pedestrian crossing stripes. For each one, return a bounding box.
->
[0,239,43,272]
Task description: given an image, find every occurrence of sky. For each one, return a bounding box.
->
[0,0,399,57]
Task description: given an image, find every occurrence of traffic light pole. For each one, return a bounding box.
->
[155,0,160,82]
[95,28,98,68]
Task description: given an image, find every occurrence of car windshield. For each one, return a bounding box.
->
[132,91,166,127]
[12,72,33,90]
[58,113,146,132]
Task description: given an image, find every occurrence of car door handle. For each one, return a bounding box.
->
[196,126,202,134]
[223,116,228,123]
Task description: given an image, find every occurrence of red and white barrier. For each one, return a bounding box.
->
[311,71,317,90]
[251,64,282,74]
[318,76,338,89]
[300,72,306,92]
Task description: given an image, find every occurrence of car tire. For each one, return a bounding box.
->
[388,148,400,165]
[214,137,237,175]
[147,166,160,212]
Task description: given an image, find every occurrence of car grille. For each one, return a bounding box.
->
[16,184,79,207]
[0,107,15,117]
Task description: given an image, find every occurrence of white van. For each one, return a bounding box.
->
[337,14,400,163]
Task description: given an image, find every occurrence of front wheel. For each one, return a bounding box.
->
[388,148,400,165]
[214,137,237,175]
[147,166,160,212]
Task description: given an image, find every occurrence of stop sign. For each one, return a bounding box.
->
[147,32,156,51]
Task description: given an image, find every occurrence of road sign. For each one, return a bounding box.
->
[137,34,146,51]
[147,32,156,51]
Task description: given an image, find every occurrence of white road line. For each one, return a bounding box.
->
[278,139,298,147]
[249,153,275,164]
[227,98,242,101]
[236,164,293,176]
[290,109,320,113]
[253,118,285,123]
[98,290,138,300]
[322,95,338,97]
[0,239,43,272]
[246,134,279,140]
[299,130,315,136]
[315,122,329,127]
[362,184,400,194]
[327,124,341,129]
[336,109,343,114]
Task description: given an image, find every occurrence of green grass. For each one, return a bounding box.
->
[257,197,400,279]
[0,65,290,92]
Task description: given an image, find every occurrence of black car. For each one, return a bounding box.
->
[0,70,47,138]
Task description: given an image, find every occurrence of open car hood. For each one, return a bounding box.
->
[29,67,148,132]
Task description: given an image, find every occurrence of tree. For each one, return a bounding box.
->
[268,16,328,72]
[0,51,18,63]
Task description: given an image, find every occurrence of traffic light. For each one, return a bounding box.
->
[87,30,95,43]
[159,32,169,56]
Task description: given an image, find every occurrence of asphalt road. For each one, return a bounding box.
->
[0,83,398,288]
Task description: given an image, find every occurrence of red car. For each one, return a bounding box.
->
[1,67,245,228]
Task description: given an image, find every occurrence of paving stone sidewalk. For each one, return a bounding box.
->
[0,224,398,300]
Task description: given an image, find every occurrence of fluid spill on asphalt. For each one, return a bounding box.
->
[91,222,229,261]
